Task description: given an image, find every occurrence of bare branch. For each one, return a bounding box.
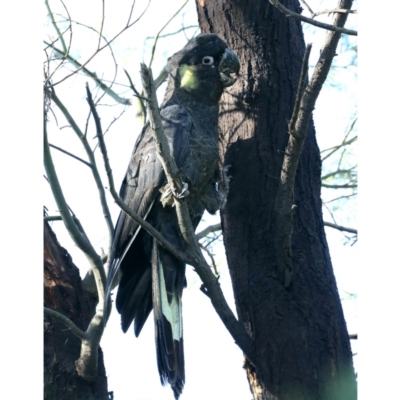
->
[324,192,357,204]
[49,0,151,87]
[45,41,132,105]
[199,243,219,277]
[321,166,356,181]
[312,9,357,19]
[148,0,189,68]
[322,182,357,189]
[299,0,314,16]
[268,0,357,36]
[124,69,146,122]
[44,0,73,83]
[49,143,93,168]
[274,0,355,287]
[44,108,106,306]
[324,221,357,235]
[45,0,67,53]
[196,223,222,240]
[49,88,114,277]
[44,307,87,340]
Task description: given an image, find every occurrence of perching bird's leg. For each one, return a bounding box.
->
[159,182,189,207]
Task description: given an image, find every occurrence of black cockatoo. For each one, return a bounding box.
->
[106,34,240,399]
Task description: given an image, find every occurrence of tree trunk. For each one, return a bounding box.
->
[196,1,356,399]
[44,221,109,400]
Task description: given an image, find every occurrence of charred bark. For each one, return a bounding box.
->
[196,1,356,399]
[44,221,109,400]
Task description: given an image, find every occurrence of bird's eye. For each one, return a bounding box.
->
[202,56,214,65]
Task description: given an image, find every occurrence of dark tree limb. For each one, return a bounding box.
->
[49,143,93,168]
[324,222,357,235]
[275,0,355,287]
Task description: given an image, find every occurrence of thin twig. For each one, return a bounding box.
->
[45,41,132,105]
[45,0,67,53]
[321,166,356,181]
[49,0,152,87]
[321,135,357,161]
[299,0,314,16]
[49,143,93,168]
[124,69,146,122]
[324,221,357,235]
[199,243,219,276]
[44,0,73,83]
[50,88,114,274]
[196,223,222,240]
[268,0,357,36]
[44,106,106,302]
[322,182,357,189]
[148,0,189,68]
[312,9,357,19]
[324,192,357,204]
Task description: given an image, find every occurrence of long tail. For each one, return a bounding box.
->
[152,239,185,399]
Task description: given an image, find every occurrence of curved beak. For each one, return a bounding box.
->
[219,48,240,88]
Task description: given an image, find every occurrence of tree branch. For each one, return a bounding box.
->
[44,307,87,340]
[49,143,93,168]
[148,0,189,68]
[312,9,357,19]
[44,109,105,292]
[268,0,357,36]
[274,0,354,287]
[49,88,114,286]
[196,223,222,240]
[45,41,133,105]
[324,221,357,235]
[322,182,357,189]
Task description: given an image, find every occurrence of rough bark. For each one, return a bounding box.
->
[44,221,109,400]
[196,1,356,399]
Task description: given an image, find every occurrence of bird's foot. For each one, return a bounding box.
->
[159,182,190,207]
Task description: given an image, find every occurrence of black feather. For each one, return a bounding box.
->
[105,33,240,399]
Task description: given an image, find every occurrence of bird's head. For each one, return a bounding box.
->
[166,34,240,106]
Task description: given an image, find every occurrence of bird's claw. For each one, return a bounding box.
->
[159,182,190,207]
[175,182,189,199]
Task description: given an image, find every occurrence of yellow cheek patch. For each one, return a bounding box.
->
[179,65,199,90]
